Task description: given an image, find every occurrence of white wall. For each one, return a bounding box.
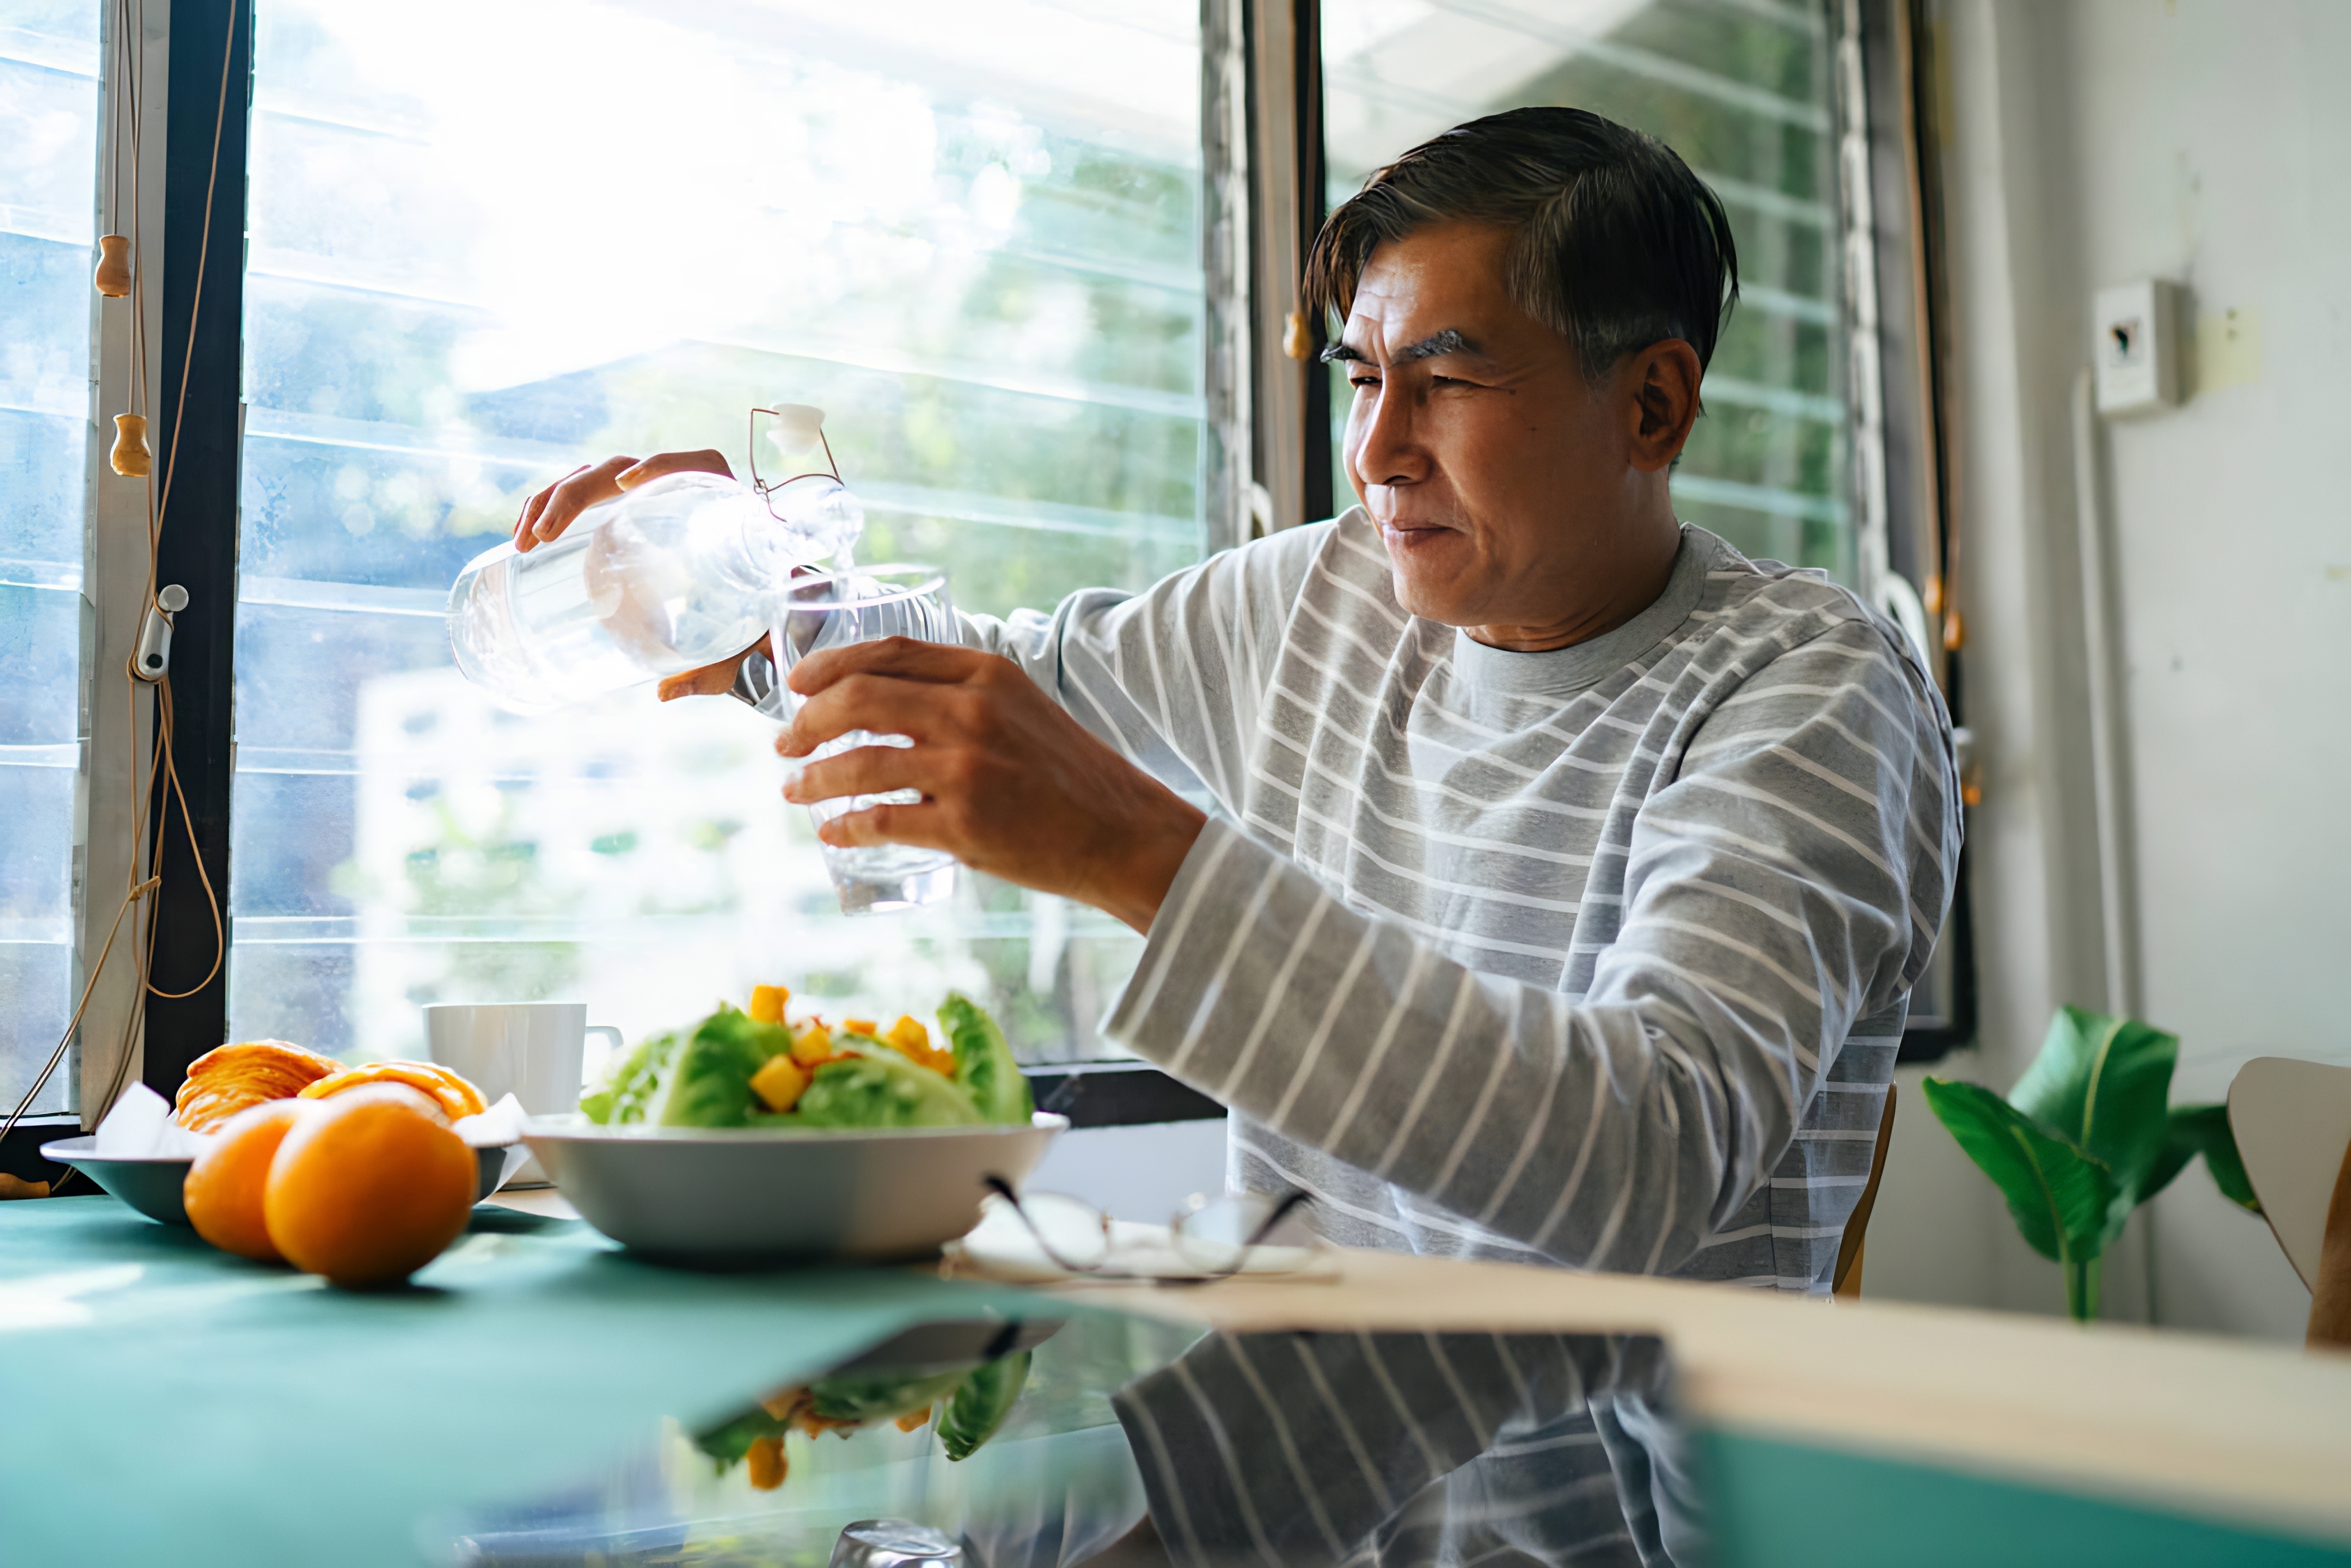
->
[1866,0,2349,1339]
[1024,1117,1231,1222]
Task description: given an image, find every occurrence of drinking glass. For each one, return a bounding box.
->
[768,564,960,914]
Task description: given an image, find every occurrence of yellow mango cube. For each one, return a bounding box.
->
[750,1053,810,1113]
[844,1016,879,1038]
[876,1015,952,1076]
[745,1434,786,1490]
[748,983,790,1024]
[789,1022,833,1068]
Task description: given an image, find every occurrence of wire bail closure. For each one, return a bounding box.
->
[746,403,840,522]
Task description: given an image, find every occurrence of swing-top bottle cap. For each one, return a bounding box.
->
[763,404,827,460]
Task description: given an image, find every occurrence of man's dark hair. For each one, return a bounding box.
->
[1302,107,1740,378]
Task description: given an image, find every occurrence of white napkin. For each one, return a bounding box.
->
[88,1084,526,1162]
[92,1082,214,1159]
[945,1197,1338,1286]
[452,1093,527,1149]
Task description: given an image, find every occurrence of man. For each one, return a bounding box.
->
[519,108,1959,1293]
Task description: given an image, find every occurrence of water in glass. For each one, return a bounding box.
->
[770,565,960,914]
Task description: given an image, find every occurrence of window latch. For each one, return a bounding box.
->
[133,584,189,682]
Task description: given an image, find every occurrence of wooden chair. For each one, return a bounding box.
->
[1833,1081,1898,1299]
[2227,1058,2351,1349]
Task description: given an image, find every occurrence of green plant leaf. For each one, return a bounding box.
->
[2144,1103,2263,1213]
[2008,1006,2178,1201]
[1923,1078,2119,1263]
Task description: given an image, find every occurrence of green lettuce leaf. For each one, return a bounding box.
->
[806,1367,972,1425]
[690,1404,786,1469]
[795,1049,983,1129]
[938,992,1033,1125]
[937,1348,1030,1461]
[645,1006,792,1128]
[580,1030,673,1125]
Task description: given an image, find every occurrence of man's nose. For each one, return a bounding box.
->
[1352,379,1432,491]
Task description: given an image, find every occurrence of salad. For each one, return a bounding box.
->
[693,1340,1034,1491]
[579,984,1034,1130]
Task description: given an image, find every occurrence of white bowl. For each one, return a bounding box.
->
[42,1136,526,1224]
[521,1112,1067,1264]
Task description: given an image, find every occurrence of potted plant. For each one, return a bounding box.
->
[1923,1006,2260,1321]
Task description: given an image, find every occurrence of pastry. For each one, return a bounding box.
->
[173,1040,344,1132]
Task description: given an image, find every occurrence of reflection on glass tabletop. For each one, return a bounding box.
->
[428,1311,1687,1567]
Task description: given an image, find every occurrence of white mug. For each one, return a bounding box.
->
[424,1002,622,1186]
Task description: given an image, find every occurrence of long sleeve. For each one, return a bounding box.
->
[1100,619,1957,1276]
[953,522,1332,809]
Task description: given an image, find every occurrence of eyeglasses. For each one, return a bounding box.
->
[979,1175,1315,1286]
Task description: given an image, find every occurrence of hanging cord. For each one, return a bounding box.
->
[3,0,235,1149]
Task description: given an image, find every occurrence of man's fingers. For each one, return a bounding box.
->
[814,801,956,853]
[514,464,589,551]
[521,455,635,550]
[617,448,734,491]
[780,672,954,756]
[783,740,928,806]
[656,653,750,703]
[653,634,774,703]
[517,449,734,554]
[785,636,990,699]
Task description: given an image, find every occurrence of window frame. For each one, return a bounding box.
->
[137,0,250,1105]
[2,0,235,1185]
[1844,0,1974,1061]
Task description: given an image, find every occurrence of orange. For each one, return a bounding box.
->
[297,1059,486,1121]
[183,1098,320,1262]
[264,1084,477,1288]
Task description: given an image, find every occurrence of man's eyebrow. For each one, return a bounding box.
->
[1316,329,1482,366]
[1394,328,1481,362]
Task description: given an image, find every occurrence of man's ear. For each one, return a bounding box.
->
[1624,340,1704,473]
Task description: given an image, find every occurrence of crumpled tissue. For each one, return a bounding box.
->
[91,1082,527,1161]
[93,1082,214,1159]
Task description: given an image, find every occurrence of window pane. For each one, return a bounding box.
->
[230,0,1204,1065]
[1321,0,1851,579]
[0,0,98,1116]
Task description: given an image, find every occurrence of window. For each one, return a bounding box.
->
[227,0,1212,1065]
[1318,0,1855,581]
[13,0,1950,1120]
[1,0,100,1116]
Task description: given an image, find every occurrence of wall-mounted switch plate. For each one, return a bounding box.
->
[2093,278,2182,417]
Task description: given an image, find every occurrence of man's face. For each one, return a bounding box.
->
[1334,220,1671,640]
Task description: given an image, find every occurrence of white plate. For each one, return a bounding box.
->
[521,1112,1067,1264]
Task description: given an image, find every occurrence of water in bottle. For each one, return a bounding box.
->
[445,467,861,712]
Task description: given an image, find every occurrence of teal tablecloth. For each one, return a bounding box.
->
[0,1196,1042,1565]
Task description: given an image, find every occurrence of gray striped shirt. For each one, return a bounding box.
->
[968,511,1959,1292]
[1112,1329,1694,1568]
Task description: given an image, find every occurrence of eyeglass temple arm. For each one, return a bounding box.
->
[982,1174,1103,1275]
[1245,1189,1313,1248]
